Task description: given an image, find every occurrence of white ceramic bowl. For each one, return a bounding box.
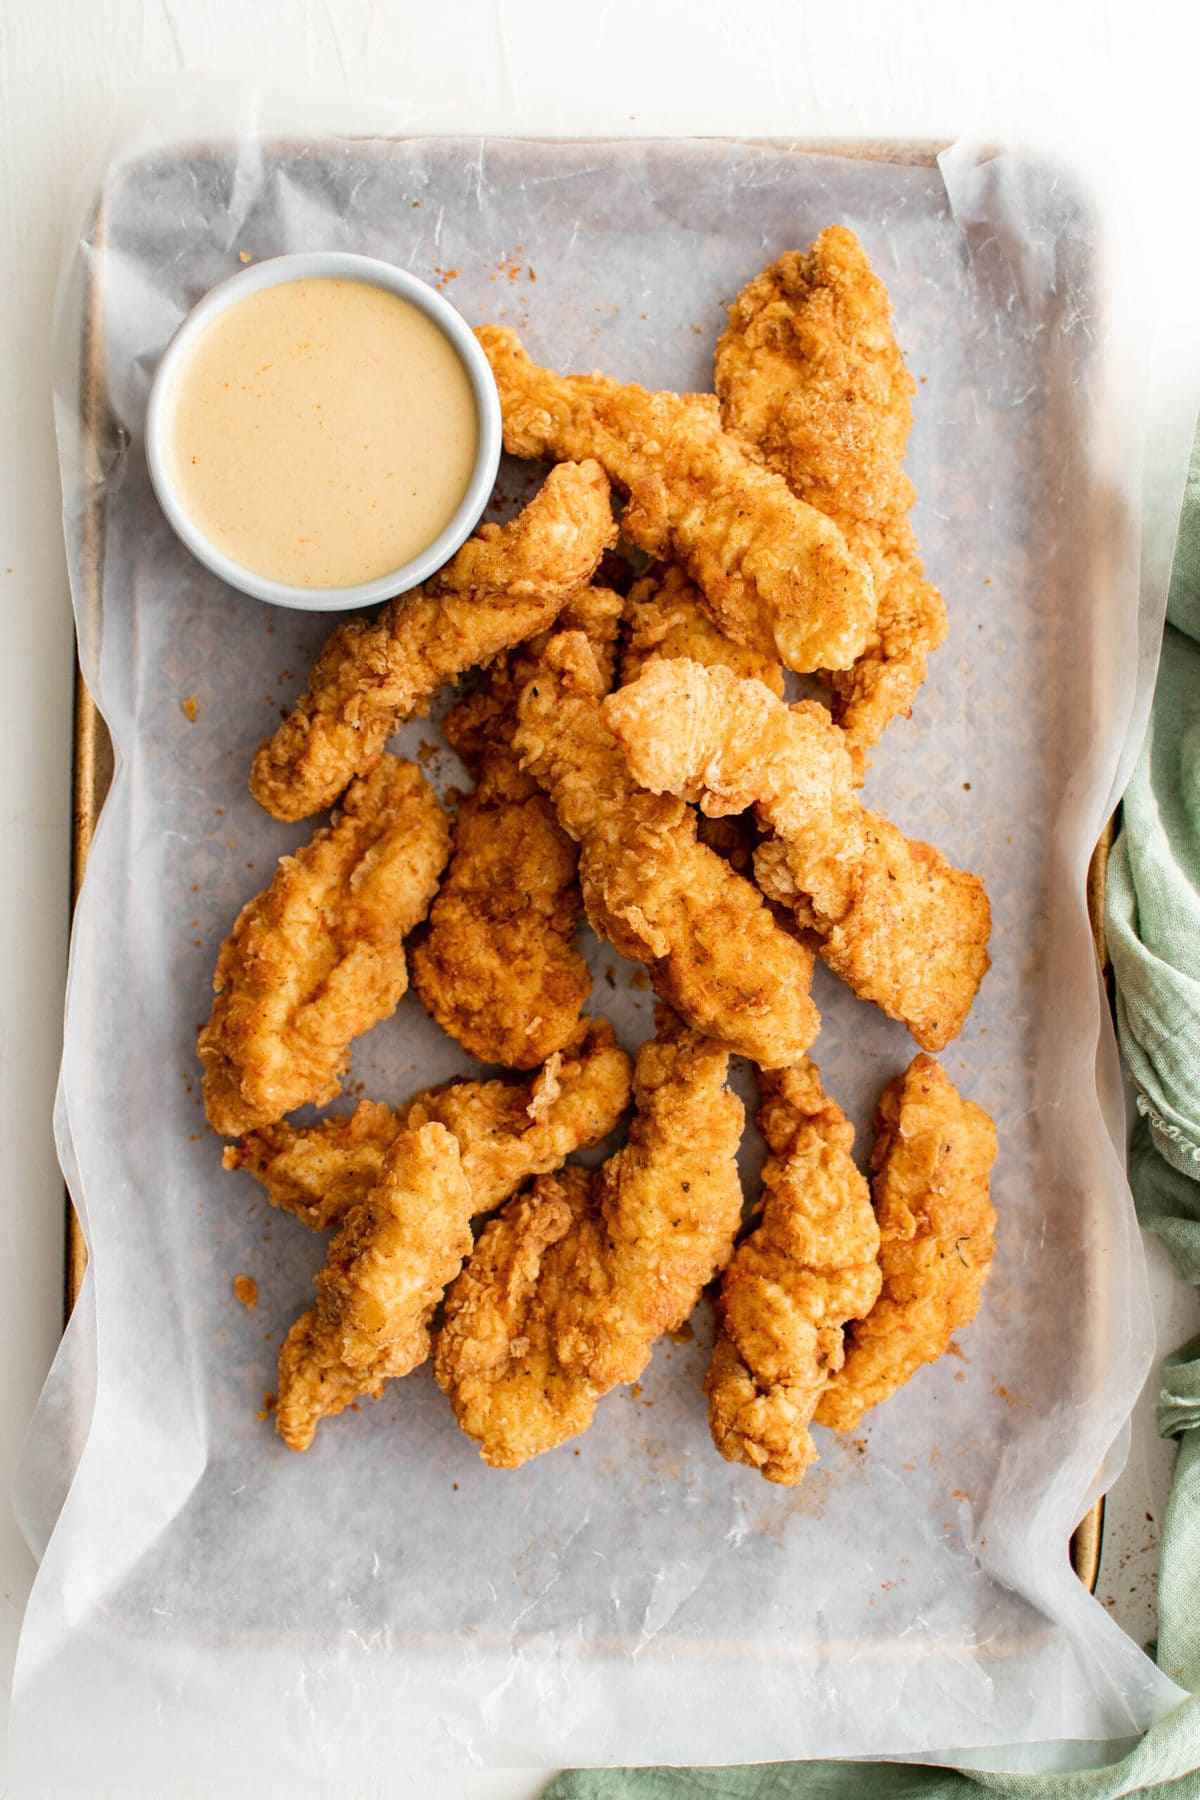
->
[144,251,502,611]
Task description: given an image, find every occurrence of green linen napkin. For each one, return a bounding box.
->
[543,430,1200,1800]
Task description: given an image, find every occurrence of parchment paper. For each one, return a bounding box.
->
[10,122,1188,1785]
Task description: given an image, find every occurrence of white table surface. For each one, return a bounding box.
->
[4,2,1200,1793]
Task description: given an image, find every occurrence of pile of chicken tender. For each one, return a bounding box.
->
[200,227,999,1486]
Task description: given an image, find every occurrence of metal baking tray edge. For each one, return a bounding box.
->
[63,132,1106,1594]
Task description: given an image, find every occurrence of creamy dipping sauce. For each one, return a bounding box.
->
[167,278,479,589]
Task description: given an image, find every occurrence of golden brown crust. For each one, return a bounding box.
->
[826,522,947,765]
[436,1011,744,1467]
[223,1016,632,1230]
[276,1123,473,1451]
[198,757,451,1136]
[410,793,589,1068]
[225,1099,400,1231]
[434,1168,604,1464]
[512,632,819,1067]
[705,1059,881,1486]
[715,228,946,755]
[619,564,775,878]
[815,1055,998,1432]
[603,659,990,1051]
[249,459,617,823]
[478,324,874,675]
[621,563,785,696]
[410,588,624,1068]
[716,230,915,524]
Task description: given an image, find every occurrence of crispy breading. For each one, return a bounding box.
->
[437,1168,603,1459]
[410,587,624,1067]
[250,459,616,823]
[226,1099,399,1231]
[716,230,916,524]
[223,1016,632,1230]
[620,564,774,876]
[410,795,587,1067]
[815,1054,998,1433]
[199,757,451,1136]
[706,1059,881,1486]
[276,1123,472,1451]
[436,1012,744,1467]
[715,229,946,758]
[621,563,785,696]
[512,631,820,1067]
[602,659,990,1051]
[478,324,874,675]
[825,524,947,765]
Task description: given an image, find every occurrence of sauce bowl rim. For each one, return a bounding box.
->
[144,249,503,612]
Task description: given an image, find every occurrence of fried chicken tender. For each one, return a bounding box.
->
[276,1123,471,1450]
[250,459,616,823]
[717,231,915,527]
[706,1059,882,1486]
[603,659,990,1051]
[715,229,946,758]
[410,588,624,1067]
[436,1012,744,1467]
[824,529,947,765]
[410,796,584,1067]
[621,564,776,877]
[512,631,820,1067]
[437,1167,602,1456]
[815,1054,998,1433]
[199,757,451,1137]
[478,324,874,675]
[224,1016,632,1231]
[621,563,785,696]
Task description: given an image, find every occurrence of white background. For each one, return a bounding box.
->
[3,2,1200,1794]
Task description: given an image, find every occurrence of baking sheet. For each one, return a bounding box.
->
[10,130,1185,1784]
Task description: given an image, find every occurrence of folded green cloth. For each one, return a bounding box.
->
[543,432,1200,1800]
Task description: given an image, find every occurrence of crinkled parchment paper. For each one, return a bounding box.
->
[10,119,1189,1785]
